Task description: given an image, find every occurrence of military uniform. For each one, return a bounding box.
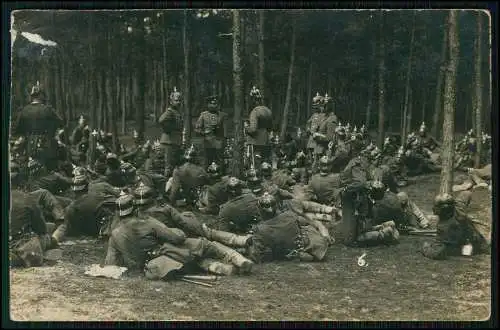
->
[305,173,343,207]
[29,171,73,196]
[197,177,231,215]
[9,190,55,267]
[217,192,261,233]
[158,89,183,178]
[195,96,227,168]
[246,104,273,165]
[167,162,209,205]
[13,101,63,171]
[421,194,489,260]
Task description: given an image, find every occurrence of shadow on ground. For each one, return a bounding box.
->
[9,174,492,321]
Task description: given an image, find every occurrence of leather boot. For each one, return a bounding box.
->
[206,241,253,275]
[51,223,67,243]
[202,224,252,248]
[198,258,236,276]
[356,230,383,244]
[380,226,400,243]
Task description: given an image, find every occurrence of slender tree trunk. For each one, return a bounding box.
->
[439,10,459,195]
[365,41,376,128]
[296,80,302,126]
[183,10,192,145]
[377,12,386,149]
[401,12,416,145]
[306,60,313,118]
[432,17,448,139]
[136,27,146,143]
[232,10,244,178]
[258,10,266,101]
[280,20,297,140]
[473,12,483,168]
[421,89,427,124]
[406,89,413,136]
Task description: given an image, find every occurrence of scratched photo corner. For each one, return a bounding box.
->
[8,8,493,322]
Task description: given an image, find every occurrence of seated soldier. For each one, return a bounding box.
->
[216,177,261,233]
[395,192,430,229]
[9,167,59,267]
[196,162,231,215]
[25,157,73,196]
[421,194,489,260]
[167,146,209,207]
[261,161,296,190]
[51,170,121,243]
[369,147,399,194]
[339,181,400,247]
[290,151,309,185]
[452,164,492,192]
[246,193,330,263]
[305,156,344,208]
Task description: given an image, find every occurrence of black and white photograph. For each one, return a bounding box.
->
[7,7,493,322]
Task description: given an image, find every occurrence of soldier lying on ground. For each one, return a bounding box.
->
[24,157,73,197]
[452,164,492,192]
[245,193,330,263]
[52,169,121,243]
[420,193,489,260]
[261,161,296,190]
[338,181,400,247]
[105,191,254,278]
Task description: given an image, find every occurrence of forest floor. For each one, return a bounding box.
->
[8,123,493,322]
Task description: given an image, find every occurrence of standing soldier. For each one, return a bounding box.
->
[245,86,273,169]
[195,95,227,169]
[158,87,183,178]
[313,93,338,160]
[306,93,326,172]
[13,81,65,171]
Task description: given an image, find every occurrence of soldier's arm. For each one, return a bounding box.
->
[54,172,74,187]
[158,108,171,124]
[120,148,139,162]
[278,188,295,200]
[29,204,48,236]
[303,184,318,202]
[301,200,335,214]
[151,219,187,245]
[195,113,204,134]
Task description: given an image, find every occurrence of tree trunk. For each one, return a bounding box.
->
[401,12,416,145]
[280,20,297,140]
[439,10,459,195]
[183,10,192,145]
[421,89,427,124]
[432,16,448,139]
[88,16,97,129]
[406,89,413,136]
[136,27,146,143]
[258,10,266,101]
[473,12,483,168]
[306,60,313,118]
[365,40,376,128]
[231,10,244,178]
[376,12,386,149]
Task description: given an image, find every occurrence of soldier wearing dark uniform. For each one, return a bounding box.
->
[305,156,344,207]
[70,115,90,148]
[167,146,209,206]
[339,181,400,247]
[195,95,227,169]
[144,141,167,193]
[260,161,296,190]
[246,193,330,263]
[245,86,273,168]
[306,93,326,171]
[330,125,351,172]
[421,194,489,260]
[121,132,151,170]
[290,151,309,185]
[13,82,64,171]
[313,93,337,166]
[51,171,121,243]
[158,87,183,178]
[197,162,231,215]
[24,157,73,197]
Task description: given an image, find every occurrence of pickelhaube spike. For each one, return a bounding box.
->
[353,126,358,133]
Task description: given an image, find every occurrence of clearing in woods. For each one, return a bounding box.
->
[8,172,492,321]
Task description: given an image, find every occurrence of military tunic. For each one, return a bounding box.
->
[305,173,343,207]
[196,110,227,167]
[246,105,273,165]
[168,163,209,204]
[158,106,183,176]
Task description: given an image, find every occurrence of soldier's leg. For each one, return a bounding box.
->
[104,236,122,266]
[201,223,252,247]
[357,221,400,246]
[29,189,65,222]
[163,144,176,178]
[203,240,253,274]
[198,258,237,276]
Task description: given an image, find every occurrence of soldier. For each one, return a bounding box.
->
[196,162,232,215]
[12,82,65,171]
[395,192,430,229]
[121,132,151,170]
[51,170,121,243]
[421,194,489,260]
[261,161,296,190]
[368,148,399,194]
[144,140,167,190]
[246,193,330,263]
[245,86,273,168]
[216,177,261,234]
[306,93,326,171]
[305,156,344,208]
[330,125,350,172]
[289,151,309,185]
[158,87,183,178]
[167,145,209,207]
[195,95,227,169]
[453,164,492,192]
[24,157,73,196]
[417,121,441,153]
[312,94,338,169]
[339,181,400,247]
[10,189,57,267]
[103,153,128,188]
[70,115,90,147]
